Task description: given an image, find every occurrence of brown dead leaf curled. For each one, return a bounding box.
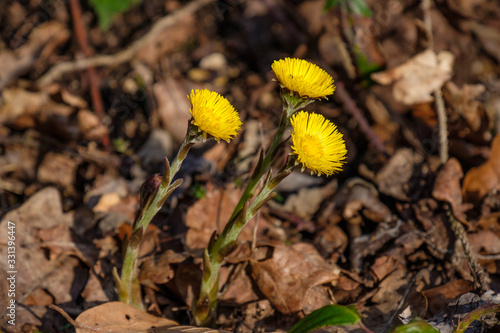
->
[421,280,474,317]
[74,302,178,333]
[371,49,454,105]
[250,242,339,314]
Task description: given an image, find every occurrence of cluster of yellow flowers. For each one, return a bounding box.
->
[188,57,347,176]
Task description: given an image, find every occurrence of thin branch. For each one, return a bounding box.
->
[448,210,488,293]
[335,81,389,157]
[38,0,214,86]
[421,0,448,164]
[69,0,110,149]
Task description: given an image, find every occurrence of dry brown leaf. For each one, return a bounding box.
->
[413,199,450,259]
[153,78,191,144]
[74,302,178,333]
[185,184,268,249]
[421,279,474,317]
[139,250,186,286]
[443,82,487,133]
[81,269,115,303]
[0,88,50,123]
[251,242,339,314]
[371,49,454,105]
[371,269,409,305]
[38,224,98,264]
[463,134,500,203]
[219,266,260,305]
[432,158,468,226]
[314,224,348,258]
[467,230,500,255]
[370,255,398,282]
[281,181,338,219]
[37,152,79,192]
[376,149,424,201]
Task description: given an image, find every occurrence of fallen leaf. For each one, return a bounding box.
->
[467,230,500,255]
[463,134,500,203]
[432,158,468,226]
[37,152,79,193]
[370,255,398,282]
[376,149,424,201]
[185,183,268,249]
[278,180,338,219]
[74,302,178,333]
[38,224,98,264]
[443,81,487,134]
[153,78,191,144]
[421,280,474,317]
[371,49,454,105]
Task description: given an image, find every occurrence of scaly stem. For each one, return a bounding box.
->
[230,93,311,220]
[117,123,199,306]
[193,92,311,326]
[194,157,295,326]
[134,137,195,232]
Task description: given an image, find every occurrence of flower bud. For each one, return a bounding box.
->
[139,174,162,210]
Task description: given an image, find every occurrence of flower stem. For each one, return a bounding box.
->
[193,93,309,326]
[117,125,197,307]
[230,97,302,220]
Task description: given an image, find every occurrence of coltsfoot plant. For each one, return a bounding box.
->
[115,58,348,327]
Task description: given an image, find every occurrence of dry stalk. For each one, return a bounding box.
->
[38,0,214,85]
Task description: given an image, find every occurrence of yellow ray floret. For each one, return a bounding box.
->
[188,89,242,143]
[272,58,335,99]
[290,111,347,176]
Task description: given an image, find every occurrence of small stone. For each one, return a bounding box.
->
[199,52,227,71]
[187,68,211,82]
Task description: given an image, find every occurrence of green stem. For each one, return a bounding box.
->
[194,159,295,326]
[135,137,196,232]
[193,91,312,326]
[118,124,198,306]
[230,95,306,220]
[229,108,288,220]
[118,244,141,307]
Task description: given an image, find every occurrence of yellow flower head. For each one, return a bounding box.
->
[272,58,335,99]
[188,89,242,143]
[290,111,347,176]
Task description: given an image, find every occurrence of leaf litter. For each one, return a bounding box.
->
[1,0,500,332]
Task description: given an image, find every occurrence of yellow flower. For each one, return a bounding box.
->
[188,89,242,143]
[290,111,347,176]
[272,58,335,99]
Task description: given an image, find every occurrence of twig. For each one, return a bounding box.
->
[421,0,448,164]
[49,304,99,333]
[69,0,110,149]
[448,209,488,293]
[435,88,448,163]
[334,81,389,157]
[38,0,214,85]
